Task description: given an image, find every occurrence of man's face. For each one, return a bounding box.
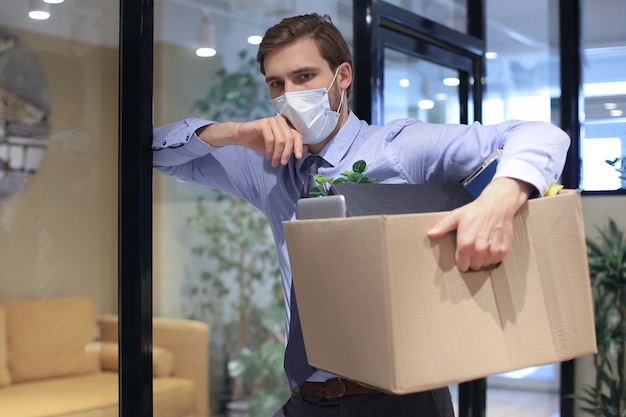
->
[263,37,342,109]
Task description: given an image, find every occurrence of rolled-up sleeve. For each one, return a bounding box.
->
[153,118,217,168]
[388,119,570,197]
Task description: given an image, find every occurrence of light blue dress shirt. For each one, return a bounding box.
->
[153,111,570,382]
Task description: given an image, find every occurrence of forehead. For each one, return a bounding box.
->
[264,37,330,76]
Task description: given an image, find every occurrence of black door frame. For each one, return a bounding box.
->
[353,0,485,126]
[118,0,154,416]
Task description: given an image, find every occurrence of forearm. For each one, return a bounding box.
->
[494,120,571,196]
[195,122,240,147]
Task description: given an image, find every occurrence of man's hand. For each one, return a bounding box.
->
[195,115,308,167]
[427,178,535,272]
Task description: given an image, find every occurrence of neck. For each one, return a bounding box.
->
[308,107,349,154]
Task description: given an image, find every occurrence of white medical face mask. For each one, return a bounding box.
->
[271,68,345,145]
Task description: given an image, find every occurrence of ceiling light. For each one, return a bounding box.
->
[29,0,50,20]
[485,51,498,60]
[247,35,263,45]
[604,102,617,110]
[610,109,623,117]
[418,99,435,110]
[196,47,216,57]
[43,0,64,3]
[196,18,216,58]
[443,77,460,87]
[399,79,410,88]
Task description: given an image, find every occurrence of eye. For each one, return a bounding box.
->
[269,80,284,89]
[300,73,312,81]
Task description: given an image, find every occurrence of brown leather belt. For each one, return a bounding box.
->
[294,378,381,398]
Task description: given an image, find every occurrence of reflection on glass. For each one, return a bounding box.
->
[384,47,460,124]
[0,0,147,415]
[0,29,49,201]
[582,47,626,191]
[384,0,467,33]
[484,0,561,414]
[155,2,327,416]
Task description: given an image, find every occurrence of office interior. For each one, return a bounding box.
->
[0,0,624,416]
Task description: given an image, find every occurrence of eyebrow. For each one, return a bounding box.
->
[265,66,319,83]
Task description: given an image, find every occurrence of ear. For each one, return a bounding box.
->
[337,62,352,91]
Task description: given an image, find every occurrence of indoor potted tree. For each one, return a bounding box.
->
[579,218,626,416]
[183,50,290,417]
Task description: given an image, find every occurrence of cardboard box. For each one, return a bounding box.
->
[283,190,597,394]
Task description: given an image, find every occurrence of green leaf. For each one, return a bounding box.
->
[352,160,367,173]
[347,172,363,183]
[309,187,327,197]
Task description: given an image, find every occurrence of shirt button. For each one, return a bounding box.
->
[162,141,167,146]
[185,135,190,141]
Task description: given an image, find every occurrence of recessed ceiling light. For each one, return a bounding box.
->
[399,78,410,88]
[418,99,435,109]
[44,0,64,3]
[604,102,618,110]
[485,52,498,60]
[29,10,49,19]
[247,35,263,45]
[443,78,460,87]
[610,109,623,117]
[196,47,216,58]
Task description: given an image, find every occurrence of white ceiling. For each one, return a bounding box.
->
[0,0,623,60]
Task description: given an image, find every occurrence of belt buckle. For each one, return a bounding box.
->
[322,377,346,399]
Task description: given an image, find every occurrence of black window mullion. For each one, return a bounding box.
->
[559,0,583,191]
[118,0,154,416]
[557,10,582,417]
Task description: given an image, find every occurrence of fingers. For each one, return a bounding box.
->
[260,116,305,167]
[234,116,306,166]
[455,226,510,272]
[427,212,459,239]
[428,206,512,273]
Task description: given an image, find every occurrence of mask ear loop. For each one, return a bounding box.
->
[335,88,345,114]
[328,65,345,114]
[327,66,341,92]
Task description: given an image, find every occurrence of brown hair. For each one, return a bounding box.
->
[257,14,353,96]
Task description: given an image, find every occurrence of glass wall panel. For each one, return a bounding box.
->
[580,2,626,191]
[483,0,561,414]
[153,1,353,416]
[0,0,119,414]
[384,47,461,124]
[383,0,467,33]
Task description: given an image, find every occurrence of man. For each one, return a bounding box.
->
[153,13,570,417]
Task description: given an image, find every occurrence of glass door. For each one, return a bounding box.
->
[353,2,486,416]
[382,44,464,125]
[353,1,484,127]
